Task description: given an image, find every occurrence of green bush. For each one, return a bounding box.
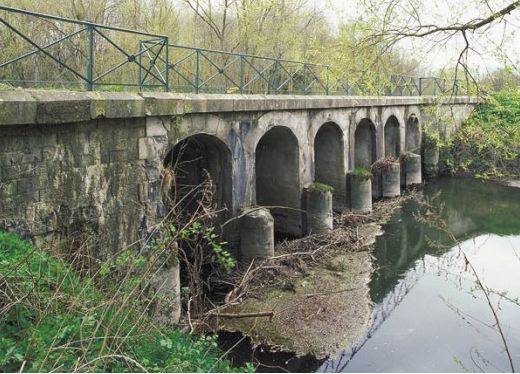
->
[0,232,250,373]
[442,90,520,178]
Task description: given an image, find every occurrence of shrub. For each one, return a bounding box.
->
[442,90,520,178]
[0,232,250,373]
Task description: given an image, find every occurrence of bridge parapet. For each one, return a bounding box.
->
[0,91,478,126]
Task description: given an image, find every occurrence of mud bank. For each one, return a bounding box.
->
[219,194,415,363]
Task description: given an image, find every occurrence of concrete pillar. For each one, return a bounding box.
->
[150,257,181,325]
[403,153,422,186]
[239,207,274,262]
[372,173,382,200]
[349,175,372,214]
[382,161,401,197]
[423,146,440,179]
[303,187,333,234]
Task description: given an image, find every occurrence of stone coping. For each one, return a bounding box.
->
[0,90,479,126]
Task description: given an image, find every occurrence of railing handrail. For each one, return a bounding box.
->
[165,43,329,68]
[0,4,166,38]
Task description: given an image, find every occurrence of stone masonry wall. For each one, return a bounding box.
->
[0,91,478,255]
[0,117,169,255]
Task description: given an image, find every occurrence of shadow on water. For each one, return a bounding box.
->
[218,331,326,372]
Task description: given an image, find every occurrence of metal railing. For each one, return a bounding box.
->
[0,5,462,96]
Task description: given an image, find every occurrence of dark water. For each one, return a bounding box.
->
[319,178,520,372]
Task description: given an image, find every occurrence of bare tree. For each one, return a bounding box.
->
[360,0,520,94]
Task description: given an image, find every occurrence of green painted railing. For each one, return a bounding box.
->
[0,5,460,96]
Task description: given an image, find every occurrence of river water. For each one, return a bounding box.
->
[319,178,520,372]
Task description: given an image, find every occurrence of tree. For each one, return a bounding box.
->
[358,0,520,94]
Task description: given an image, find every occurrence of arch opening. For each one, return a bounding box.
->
[255,126,301,237]
[405,114,421,153]
[314,122,345,207]
[163,134,232,219]
[354,118,377,169]
[384,115,401,158]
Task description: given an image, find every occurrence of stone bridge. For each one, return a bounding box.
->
[0,91,476,258]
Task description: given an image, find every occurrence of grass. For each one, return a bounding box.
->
[0,232,250,373]
[349,167,372,179]
[308,182,334,193]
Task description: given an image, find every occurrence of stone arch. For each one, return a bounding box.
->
[405,114,421,153]
[255,126,301,237]
[163,134,233,218]
[314,122,345,207]
[354,118,377,169]
[384,115,401,158]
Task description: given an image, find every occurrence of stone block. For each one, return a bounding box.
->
[100,92,145,119]
[146,117,170,137]
[31,91,92,124]
[0,90,37,125]
[138,136,167,161]
[140,92,184,116]
[0,180,17,197]
[183,94,234,113]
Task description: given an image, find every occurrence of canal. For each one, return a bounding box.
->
[320,178,520,372]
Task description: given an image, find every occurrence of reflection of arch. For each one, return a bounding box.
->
[354,119,377,168]
[164,134,232,217]
[405,114,421,153]
[314,122,345,207]
[256,126,301,236]
[384,115,401,157]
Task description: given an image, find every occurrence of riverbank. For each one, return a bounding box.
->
[217,193,416,364]
[0,232,249,373]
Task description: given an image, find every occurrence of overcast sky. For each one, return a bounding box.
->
[319,0,520,74]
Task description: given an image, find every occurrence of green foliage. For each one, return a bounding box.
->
[308,182,334,193]
[0,232,247,373]
[422,130,443,150]
[442,91,520,178]
[350,167,373,179]
[178,222,235,274]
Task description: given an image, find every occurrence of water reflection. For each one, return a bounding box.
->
[320,178,520,373]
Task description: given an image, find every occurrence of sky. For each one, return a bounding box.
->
[318,0,520,74]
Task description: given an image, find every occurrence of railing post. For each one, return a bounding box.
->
[302,63,307,95]
[240,55,244,94]
[86,25,94,91]
[195,49,200,94]
[138,41,143,91]
[164,37,169,92]
[418,77,423,96]
[274,59,280,94]
[325,65,330,95]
